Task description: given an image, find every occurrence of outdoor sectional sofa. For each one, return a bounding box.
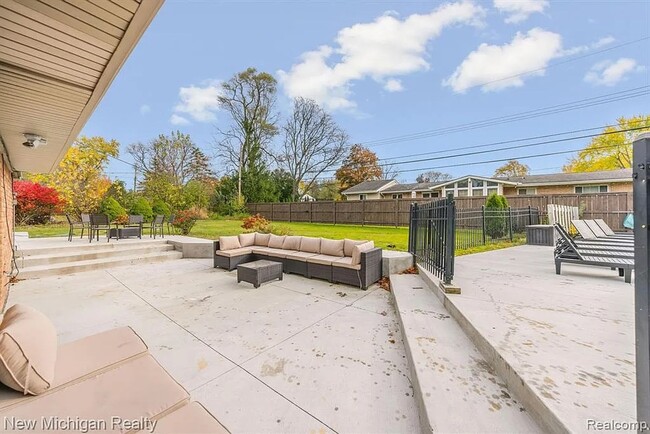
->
[213,233,382,290]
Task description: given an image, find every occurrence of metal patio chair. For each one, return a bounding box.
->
[65,215,84,242]
[167,214,176,235]
[80,213,91,239]
[89,214,112,243]
[142,214,165,239]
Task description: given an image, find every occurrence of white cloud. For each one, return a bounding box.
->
[443,28,562,93]
[278,1,485,111]
[384,79,404,92]
[493,0,548,24]
[560,35,615,56]
[171,80,222,124]
[170,114,190,125]
[584,58,644,86]
[139,104,151,115]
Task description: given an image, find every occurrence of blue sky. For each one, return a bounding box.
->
[81,0,650,185]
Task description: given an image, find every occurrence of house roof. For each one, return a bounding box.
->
[429,175,519,190]
[342,179,397,194]
[383,182,437,193]
[0,0,164,173]
[502,168,632,186]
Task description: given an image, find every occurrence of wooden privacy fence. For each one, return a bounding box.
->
[247,191,632,230]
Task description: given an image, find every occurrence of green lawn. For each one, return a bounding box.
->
[18,218,525,255]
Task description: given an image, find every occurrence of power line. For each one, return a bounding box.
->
[361,86,649,147]
[315,125,647,173]
[379,120,648,163]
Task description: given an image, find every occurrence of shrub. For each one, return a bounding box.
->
[484,194,509,239]
[129,197,153,221]
[152,199,171,218]
[242,214,270,233]
[172,209,200,235]
[13,180,62,225]
[100,197,127,222]
[187,205,209,220]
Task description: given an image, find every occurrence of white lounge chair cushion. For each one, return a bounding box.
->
[299,237,321,253]
[332,257,362,270]
[215,247,253,257]
[282,236,302,251]
[0,355,189,427]
[0,304,57,395]
[254,233,271,247]
[320,239,345,257]
[307,254,341,266]
[238,233,256,247]
[219,236,241,251]
[344,239,367,257]
[351,241,375,265]
[268,235,286,249]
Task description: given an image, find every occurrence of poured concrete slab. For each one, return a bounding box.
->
[382,250,414,276]
[391,274,539,433]
[8,258,418,433]
[438,245,635,433]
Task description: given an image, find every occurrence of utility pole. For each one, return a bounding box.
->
[633,132,650,429]
[133,165,138,192]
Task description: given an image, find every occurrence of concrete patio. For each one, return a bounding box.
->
[422,244,635,432]
[8,257,419,433]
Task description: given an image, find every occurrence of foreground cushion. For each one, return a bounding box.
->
[351,241,375,265]
[306,254,341,266]
[332,257,362,270]
[320,239,345,257]
[215,247,253,257]
[219,236,241,251]
[0,304,57,395]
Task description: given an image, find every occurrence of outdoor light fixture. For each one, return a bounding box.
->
[22,133,47,148]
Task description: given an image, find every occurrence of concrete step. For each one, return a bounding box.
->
[390,274,540,433]
[17,239,169,257]
[17,244,176,268]
[18,251,183,279]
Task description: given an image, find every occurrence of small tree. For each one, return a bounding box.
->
[129,198,153,222]
[484,194,509,239]
[494,160,530,177]
[13,180,62,225]
[100,197,126,222]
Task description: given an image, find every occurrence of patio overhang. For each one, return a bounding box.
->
[0,0,164,173]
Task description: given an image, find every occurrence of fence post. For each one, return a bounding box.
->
[408,203,418,253]
[395,198,399,228]
[361,199,365,226]
[481,205,486,245]
[528,205,532,226]
[333,201,337,225]
[443,193,455,285]
[271,203,275,221]
[309,202,313,223]
[634,132,650,427]
[289,202,292,223]
[508,206,513,241]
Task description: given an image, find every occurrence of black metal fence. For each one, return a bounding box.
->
[408,195,456,284]
[455,206,540,250]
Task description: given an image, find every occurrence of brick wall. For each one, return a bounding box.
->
[0,155,13,311]
[504,181,632,196]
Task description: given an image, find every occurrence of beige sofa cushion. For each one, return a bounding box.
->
[265,248,291,258]
[351,241,375,265]
[320,238,345,257]
[268,234,286,249]
[306,254,341,266]
[147,402,228,434]
[238,233,256,247]
[299,237,321,253]
[282,236,302,251]
[219,236,241,251]
[332,257,362,270]
[344,239,368,257]
[251,247,273,255]
[255,233,271,246]
[285,251,319,262]
[215,247,253,257]
[1,355,189,428]
[0,304,57,395]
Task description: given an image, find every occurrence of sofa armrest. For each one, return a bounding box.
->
[213,240,221,253]
[360,248,382,266]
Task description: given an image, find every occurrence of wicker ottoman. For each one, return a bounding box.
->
[237,260,283,288]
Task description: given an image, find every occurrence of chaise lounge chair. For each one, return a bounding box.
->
[554,224,634,283]
[0,304,228,433]
[592,219,634,238]
[571,219,634,244]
